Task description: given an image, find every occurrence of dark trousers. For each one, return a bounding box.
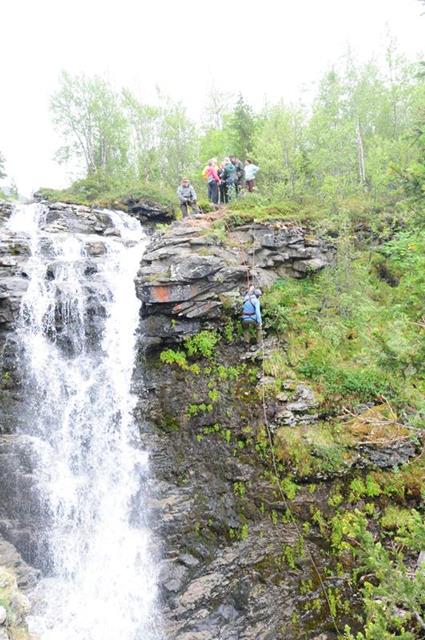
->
[220,182,227,204]
[246,179,255,192]
[180,200,199,218]
[208,181,219,204]
[242,320,263,345]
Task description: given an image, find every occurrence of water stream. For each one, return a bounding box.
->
[7,203,160,639]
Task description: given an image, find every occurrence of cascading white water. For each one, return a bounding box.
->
[8,203,161,639]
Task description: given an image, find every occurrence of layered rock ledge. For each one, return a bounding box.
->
[138,217,336,344]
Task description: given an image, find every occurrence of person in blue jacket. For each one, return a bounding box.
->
[241,285,263,345]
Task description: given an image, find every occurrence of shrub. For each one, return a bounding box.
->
[185,330,220,359]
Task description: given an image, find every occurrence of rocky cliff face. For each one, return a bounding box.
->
[0,201,421,640]
[138,216,335,345]
[135,213,421,639]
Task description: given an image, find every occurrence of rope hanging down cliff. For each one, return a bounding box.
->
[246,241,342,638]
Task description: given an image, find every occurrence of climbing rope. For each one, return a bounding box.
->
[258,353,342,638]
[247,238,342,637]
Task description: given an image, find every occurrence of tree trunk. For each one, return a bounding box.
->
[356,118,367,191]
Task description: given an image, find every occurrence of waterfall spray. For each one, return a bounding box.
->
[8,203,161,640]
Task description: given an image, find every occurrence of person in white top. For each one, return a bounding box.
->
[244,160,259,192]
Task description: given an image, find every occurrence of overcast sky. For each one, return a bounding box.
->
[1,0,424,195]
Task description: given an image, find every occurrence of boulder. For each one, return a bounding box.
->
[124,196,175,224]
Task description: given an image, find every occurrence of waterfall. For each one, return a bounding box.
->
[7,203,161,640]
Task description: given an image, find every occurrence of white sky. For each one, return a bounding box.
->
[1,0,424,195]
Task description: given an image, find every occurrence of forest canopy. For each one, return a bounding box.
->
[49,46,425,207]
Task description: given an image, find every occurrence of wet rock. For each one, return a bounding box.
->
[275,409,297,427]
[43,202,111,235]
[124,196,175,224]
[138,341,338,639]
[0,537,38,589]
[103,227,121,237]
[179,553,200,568]
[273,384,319,429]
[347,405,419,469]
[0,202,13,224]
[86,242,107,256]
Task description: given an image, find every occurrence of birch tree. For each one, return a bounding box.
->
[51,71,129,177]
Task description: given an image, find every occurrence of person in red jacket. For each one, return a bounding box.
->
[205,160,221,206]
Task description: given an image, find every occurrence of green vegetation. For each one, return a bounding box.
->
[275,422,350,478]
[185,330,220,359]
[262,223,425,418]
[43,41,425,640]
[38,178,175,210]
[159,330,220,370]
[341,513,425,640]
[43,44,425,213]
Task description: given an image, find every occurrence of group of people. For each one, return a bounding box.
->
[175,158,264,345]
[176,156,260,218]
[203,156,259,205]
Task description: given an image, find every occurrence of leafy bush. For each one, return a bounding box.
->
[159,349,188,368]
[185,330,220,359]
[343,515,425,640]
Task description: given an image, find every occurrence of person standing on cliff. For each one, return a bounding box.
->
[221,157,237,203]
[244,159,260,192]
[229,155,244,196]
[217,161,226,204]
[177,178,199,218]
[205,160,221,206]
[241,285,263,345]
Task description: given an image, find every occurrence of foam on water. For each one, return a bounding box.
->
[8,203,161,639]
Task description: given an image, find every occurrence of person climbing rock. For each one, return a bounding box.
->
[229,155,244,195]
[205,160,221,206]
[244,159,259,192]
[177,178,199,218]
[241,285,263,345]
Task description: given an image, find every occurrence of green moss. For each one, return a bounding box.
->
[380,506,414,531]
[186,402,212,417]
[275,422,350,478]
[159,348,188,368]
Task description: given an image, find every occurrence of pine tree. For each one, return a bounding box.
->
[226,95,257,159]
